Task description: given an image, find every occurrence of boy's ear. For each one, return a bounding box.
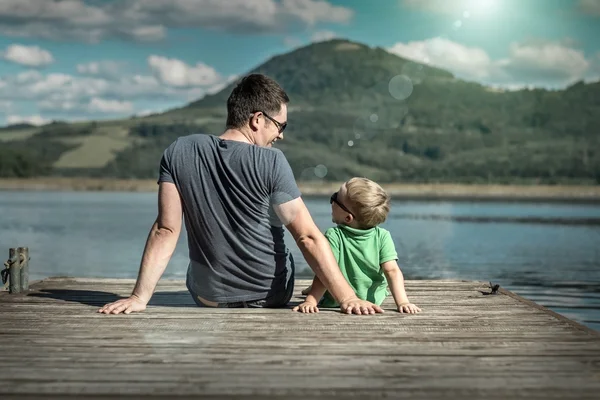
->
[345,214,353,224]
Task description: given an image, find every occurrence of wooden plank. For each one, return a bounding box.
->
[0,278,598,399]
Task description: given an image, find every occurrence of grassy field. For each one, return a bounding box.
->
[1,113,224,172]
[1,177,599,202]
[0,127,40,141]
[53,134,135,168]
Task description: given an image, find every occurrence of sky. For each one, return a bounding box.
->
[0,0,599,127]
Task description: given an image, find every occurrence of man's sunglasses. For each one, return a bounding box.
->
[330,191,354,216]
[257,111,287,133]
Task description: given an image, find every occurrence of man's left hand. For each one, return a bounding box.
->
[339,297,383,315]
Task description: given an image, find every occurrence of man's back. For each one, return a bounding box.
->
[158,134,301,303]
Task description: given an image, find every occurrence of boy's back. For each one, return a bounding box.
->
[320,225,397,307]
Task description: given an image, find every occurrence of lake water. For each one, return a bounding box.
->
[1,190,599,330]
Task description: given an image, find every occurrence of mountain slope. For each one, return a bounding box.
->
[189,39,453,109]
[1,39,599,184]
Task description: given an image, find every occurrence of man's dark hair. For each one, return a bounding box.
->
[226,74,289,129]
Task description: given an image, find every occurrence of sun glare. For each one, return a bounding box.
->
[465,0,498,15]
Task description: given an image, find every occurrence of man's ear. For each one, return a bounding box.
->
[248,114,258,132]
[249,113,261,132]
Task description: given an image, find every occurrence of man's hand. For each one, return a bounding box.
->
[98,295,147,315]
[397,302,421,314]
[97,182,182,316]
[339,297,383,315]
[292,300,320,313]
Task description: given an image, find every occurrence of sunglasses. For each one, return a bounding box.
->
[330,191,354,216]
[257,111,287,133]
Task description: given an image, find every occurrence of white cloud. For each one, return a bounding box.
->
[587,53,600,82]
[14,70,44,84]
[578,0,600,16]
[148,55,221,87]
[6,114,50,126]
[0,68,221,104]
[311,30,338,42]
[88,98,134,113]
[0,55,230,122]
[280,0,353,25]
[500,41,590,86]
[205,74,240,96]
[2,44,54,67]
[387,37,596,88]
[37,99,81,113]
[135,109,161,117]
[76,61,123,80]
[388,37,494,80]
[39,97,134,114]
[0,0,159,43]
[283,36,304,48]
[0,0,353,42]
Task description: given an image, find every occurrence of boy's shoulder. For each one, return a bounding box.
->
[374,226,390,234]
[324,226,342,239]
[375,226,395,243]
[325,225,391,239]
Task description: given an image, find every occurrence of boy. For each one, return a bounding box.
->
[293,177,421,314]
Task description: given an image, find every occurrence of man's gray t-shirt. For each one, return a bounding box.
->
[158,134,301,303]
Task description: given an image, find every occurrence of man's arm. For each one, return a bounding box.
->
[98,182,183,314]
[274,197,383,315]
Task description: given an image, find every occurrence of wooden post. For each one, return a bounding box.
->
[19,247,29,292]
[8,248,21,294]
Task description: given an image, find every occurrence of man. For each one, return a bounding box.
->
[98,74,383,315]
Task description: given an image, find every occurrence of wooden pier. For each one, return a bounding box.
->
[1,278,599,399]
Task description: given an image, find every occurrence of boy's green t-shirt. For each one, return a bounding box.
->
[319,224,398,307]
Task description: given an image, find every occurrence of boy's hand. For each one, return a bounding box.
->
[293,300,320,313]
[397,302,421,314]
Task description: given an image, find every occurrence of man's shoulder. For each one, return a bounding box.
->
[254,145,286,159]
[166,133,213,151]
[252,147,292,172]
[176,133,213,145]
[176,135,286,156]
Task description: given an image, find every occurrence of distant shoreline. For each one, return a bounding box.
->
[1,177,599,203]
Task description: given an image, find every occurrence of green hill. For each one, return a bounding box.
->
[1,39,599,184]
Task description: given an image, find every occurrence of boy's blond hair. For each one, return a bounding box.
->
[344,177,390,229]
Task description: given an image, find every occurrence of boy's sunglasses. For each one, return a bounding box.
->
[330,192,354,217]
